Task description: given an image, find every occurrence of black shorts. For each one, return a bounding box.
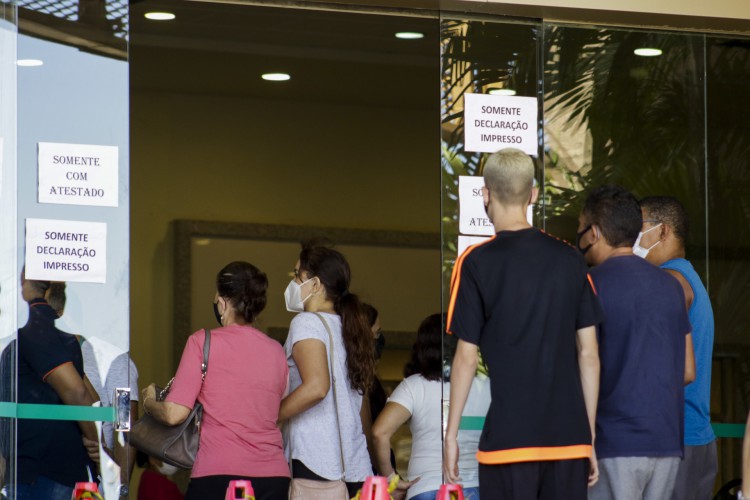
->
[185,474,290,500]
[479,458,589,500]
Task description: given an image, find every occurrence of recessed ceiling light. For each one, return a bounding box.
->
[145,12,176,21]
[395,32,424,40]
[262,73,291,81]
[489,88,517,96]
[16,59,43,67]
[634,48,662,57]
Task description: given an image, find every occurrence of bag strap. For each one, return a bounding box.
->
[202,328,211,382]
[160,329,211,399]
[312,312,347,481]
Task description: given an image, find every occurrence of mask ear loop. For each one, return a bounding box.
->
[590,225,600,245]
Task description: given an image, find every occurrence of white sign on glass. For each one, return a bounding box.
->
[459,175,495,236]
[463,93,538,156]
[25,218,107,283]
[37,142,119,207]
[458,235,492,258]
[459,176,534,236]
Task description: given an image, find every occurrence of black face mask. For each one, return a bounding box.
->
[212,302,222,326]
[576,225,593,255]
[374,333,386,360]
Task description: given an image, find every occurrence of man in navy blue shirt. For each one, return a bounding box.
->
[577,185,695,500]
[1,271,98,499]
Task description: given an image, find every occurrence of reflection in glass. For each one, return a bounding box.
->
[542,25,706,250]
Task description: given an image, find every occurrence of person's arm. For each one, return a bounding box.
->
[46,362,98,443]
[684,333,696,385]
[665,269,694,311]
[372,402,419,500]
[664,269,696,385]
[741,411,750,498]
[278,339,330,423]
[576,325,600,487]
[83,375,100,403]
[142,383,191,426]
[443,340,478,484]
[373,402,410,476]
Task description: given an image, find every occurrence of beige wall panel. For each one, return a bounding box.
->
[130,89,439,388]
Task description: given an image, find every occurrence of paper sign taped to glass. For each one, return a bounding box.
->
[463,93,538,156]
[458,176,533,236]
[24,218,107,283]
[37,142,119,207]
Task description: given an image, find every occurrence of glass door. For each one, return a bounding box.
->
[1,1,131,498]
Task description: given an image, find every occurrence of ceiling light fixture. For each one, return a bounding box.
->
[144,12,176,21]
[634,48,662,57]
[395,32,424,40]
[489,88,517,96]
[16,59,43,67]
[262,73,291,81]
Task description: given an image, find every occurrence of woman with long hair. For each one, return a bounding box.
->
[372,313,489,500]
[279,242,375,497]
[142,261,289,500]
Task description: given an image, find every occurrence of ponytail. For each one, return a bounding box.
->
[335,292,375,394]
[299,242,376,394]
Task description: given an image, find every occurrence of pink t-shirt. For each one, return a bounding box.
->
[166,326,289,478]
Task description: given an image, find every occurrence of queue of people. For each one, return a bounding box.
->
[0,146,726,500]
[444,148,717,500]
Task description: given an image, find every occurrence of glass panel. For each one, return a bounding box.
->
[542,24,706,252]
[440,13,542,488]
[1,0,130,497]
[706,33,750,486]
[0,2,18,496]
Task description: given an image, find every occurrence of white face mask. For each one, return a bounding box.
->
[633,223,662,259]
[156,462,179,476]
[283,278,314,312]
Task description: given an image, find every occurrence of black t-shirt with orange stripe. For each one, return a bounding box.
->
[447,228,603,465]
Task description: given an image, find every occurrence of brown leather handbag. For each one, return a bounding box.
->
[129,329,211,469]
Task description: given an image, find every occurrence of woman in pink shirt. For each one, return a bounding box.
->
[142,261,290,500]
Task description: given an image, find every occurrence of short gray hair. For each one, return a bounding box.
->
[483,148,534,206]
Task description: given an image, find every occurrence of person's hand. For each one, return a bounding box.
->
[443,435,461,484]
[83,436,100,464]
[141,383,157,414]
[391,476,420,500]
[141,383,157,403]
[588,447,599,487]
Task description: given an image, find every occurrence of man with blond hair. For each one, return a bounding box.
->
[443,148,603,499]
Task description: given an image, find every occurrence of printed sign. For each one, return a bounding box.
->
[458,235,492,258]
[463,93,538,156]
[25,218,107,283]
[459,176,495,236]
[458,176,534,236]
[38,142,119,207]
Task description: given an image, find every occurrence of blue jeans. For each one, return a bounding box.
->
[410,486,480,500]
[13,475,74,500]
